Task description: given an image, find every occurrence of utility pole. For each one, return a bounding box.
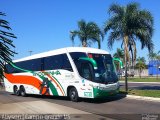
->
[28,50,33,56]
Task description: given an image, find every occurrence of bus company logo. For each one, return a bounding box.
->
[33,70,61,77]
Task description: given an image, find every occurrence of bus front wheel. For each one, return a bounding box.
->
[69,87,79,102]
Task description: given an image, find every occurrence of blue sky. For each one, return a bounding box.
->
[1,0,160,63]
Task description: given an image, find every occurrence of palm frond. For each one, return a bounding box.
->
[107,31,121,49]
[108,3,124,16]
[70,20,103,48]
[0,12,17,78]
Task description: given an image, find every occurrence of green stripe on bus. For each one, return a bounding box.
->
[10,62,59,96]
[38,75,58,96]
[10,62,32,73]
[48,81,58,96]
[51,75,66,96]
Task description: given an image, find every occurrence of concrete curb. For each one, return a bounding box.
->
[126,95,160,102]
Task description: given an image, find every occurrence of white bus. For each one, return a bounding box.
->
[4,47,119,102]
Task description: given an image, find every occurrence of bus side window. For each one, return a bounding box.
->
[62,54,73,72]
[5,64,15,73]
[44,55,63,70]
[80,63,93,81]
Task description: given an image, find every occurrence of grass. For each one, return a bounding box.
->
[120,88,160,98]
[119,77,160,82]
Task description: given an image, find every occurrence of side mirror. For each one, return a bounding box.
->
[78,57,97,70]
[113,58,123,69]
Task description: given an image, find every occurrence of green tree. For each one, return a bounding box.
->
[0,12,16,80]
[104,2,154,91]
[113,48,124,61]
[70,19,104,49]
[135,57,146,78]
[148,51,157,61]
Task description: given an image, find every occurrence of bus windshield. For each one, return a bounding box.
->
[70,52,118,84]
[90,53,118,84]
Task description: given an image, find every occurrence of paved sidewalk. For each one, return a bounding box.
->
[0,100,113,120]
[0,100,89,114]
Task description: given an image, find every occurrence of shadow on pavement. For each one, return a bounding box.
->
[81,94,127,104]
[27,94,70,101]
[25,93,127,104]
[1,88,127,104]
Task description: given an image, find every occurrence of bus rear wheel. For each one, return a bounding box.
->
[69,87,79,102]
[20,86,27,97]
[13,86,20,96]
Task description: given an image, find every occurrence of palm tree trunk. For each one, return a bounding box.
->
[133,43,137,68]
[98,40,101,49]
[140,68,142,78]
[82,40,87,47]
[124,35,129,92]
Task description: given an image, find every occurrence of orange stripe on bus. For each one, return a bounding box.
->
[4,73,43,91]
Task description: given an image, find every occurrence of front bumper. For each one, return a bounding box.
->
[93,83,120,98]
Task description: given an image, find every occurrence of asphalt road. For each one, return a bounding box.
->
[0,89,160,120]
[120,81,160,90]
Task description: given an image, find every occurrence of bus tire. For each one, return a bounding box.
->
[13,85,20,96]
[69,87,79,102]
[20,86,27,97]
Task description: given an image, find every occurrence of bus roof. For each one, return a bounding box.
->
[13,47,109,62]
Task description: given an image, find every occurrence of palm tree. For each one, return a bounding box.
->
[70,19,104,49]
[136,57,146,78]
[113,48,124,61]
[104,2,154,91]
[0,12,16,80]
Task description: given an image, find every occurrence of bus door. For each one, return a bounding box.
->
[76,58,97,98]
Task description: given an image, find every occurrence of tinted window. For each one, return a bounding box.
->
[16,59,41,72]
[81,63,92,80]
[90,53,118,83]
[5,58,42,73]
[44,54,73,71]
[70,52,87,61]
[69,52,87,73]
[5,64,15,73]
[62,54,73,71]
[5,54,73,73]
[44,54,63,70]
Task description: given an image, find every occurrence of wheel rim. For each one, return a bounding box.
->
[14,87,18,94]
[71,91,76,100]
[20,87,25,96]
[21,90,24,95]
